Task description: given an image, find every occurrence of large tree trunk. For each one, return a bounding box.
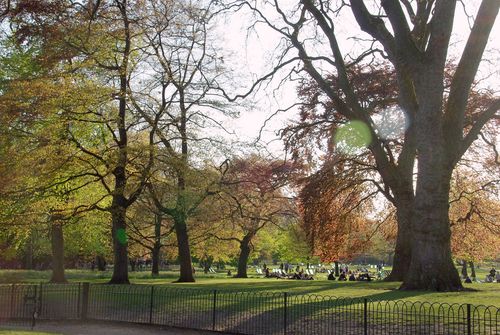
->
[109,204,130,284]
[151,213,162,276]
[174,216,195,282]
[235,233,254,278]
[401,110,462,290]
[49,222,67,283]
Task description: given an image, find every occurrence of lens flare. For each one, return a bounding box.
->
[334,120,372,154]
[116,228,128,245]
[374,108,409,140]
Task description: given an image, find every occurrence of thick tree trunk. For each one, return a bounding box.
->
[174,216,195,282]
[49,222,67,283]
[400,68,463,291]
[109,204,130,284]
[402,200,461,290]
[334,261,339,276]
[151,213,162,276]
[235,234,254,278]
[401,132,462,290]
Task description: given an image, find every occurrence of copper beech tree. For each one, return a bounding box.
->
[217,155,297,278]
[299,159,378,267]
[222,0,499,290]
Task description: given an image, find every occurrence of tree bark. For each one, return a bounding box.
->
[469,261,476,279]
[49,222,67,283]
[151,213,162,276]
[109,204,130,284]
[174,215,195,282]
[108,0,132,285]
[461,260,468,279]
[25,234,33,270]
[235,233,254,278]
[400,68,463,291]
[334,261,339,276]
[385,205,412,281]
[151,245,160,276]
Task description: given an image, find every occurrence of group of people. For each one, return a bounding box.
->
[263,266,315,280]
[484,268,499,283]
[328,270,372,282]
[464,268,499,283]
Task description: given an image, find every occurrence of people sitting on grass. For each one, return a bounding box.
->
[328,272,336,280]
[464,276,472,283]
[358,272,372,282]
[348,272,356,281]
[338,272,347,281]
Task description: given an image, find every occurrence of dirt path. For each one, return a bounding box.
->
[11,321,227,335]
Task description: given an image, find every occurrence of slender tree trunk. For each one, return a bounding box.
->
[469,261,476,279]
[49,222,67,283]
[174,215,195,282]
[461,260,468,279]
[25,233,33,270]
[334,261,339,276]
[108,0,132,285]
[109,203,130,284]
[151,213,162,276]
[151,246,160,276]
[235,234,254,278]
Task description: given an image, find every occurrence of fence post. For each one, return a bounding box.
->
[363,298,368,335]
[81,282,90,320]
[283,292,288,335]
[149,285,155,324]
[212,289,217,331]
[467,304,471,335]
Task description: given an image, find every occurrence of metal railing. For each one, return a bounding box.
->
[0,283,498,334]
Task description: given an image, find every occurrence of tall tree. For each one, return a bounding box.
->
[132,0,233,282]
[218,155,296,278]
[222,0,499,290]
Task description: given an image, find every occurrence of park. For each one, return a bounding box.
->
[0,0,499,334]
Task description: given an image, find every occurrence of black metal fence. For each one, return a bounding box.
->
[0,283,498,334]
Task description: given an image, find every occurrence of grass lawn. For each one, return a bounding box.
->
[1,268,499,307]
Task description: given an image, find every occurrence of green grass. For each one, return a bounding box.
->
[0,268,499,307]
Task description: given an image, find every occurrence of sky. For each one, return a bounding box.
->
[215,1,500,158]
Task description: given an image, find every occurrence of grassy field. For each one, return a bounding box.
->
[0,268,499,307]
